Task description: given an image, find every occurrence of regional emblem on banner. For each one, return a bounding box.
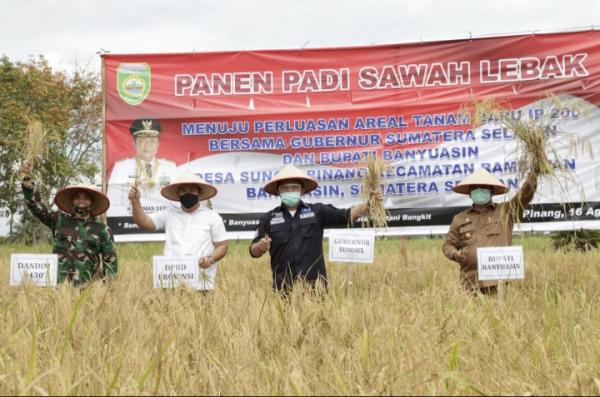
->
[117,63,151,105]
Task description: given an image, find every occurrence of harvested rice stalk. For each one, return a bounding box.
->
[23,118,47,170]
[464,95,591,179]
[360,155,388,228]
[10,118,47,193]
[462,95,591,226]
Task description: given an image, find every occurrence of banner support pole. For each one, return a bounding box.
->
[100,56,107,224]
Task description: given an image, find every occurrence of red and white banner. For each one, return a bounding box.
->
[103,30,600,241]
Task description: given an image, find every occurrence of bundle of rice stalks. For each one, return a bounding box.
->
[465,97,556,176]
[462,94,591,225]
[10,118,47,192]
[360,155,388,228]
[506,117,555,176]
[23,118,47,170]
[464,95,590,179]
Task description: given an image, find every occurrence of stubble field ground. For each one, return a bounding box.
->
[0,235,599,395]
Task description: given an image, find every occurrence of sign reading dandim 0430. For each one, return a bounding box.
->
[10,253,58,287]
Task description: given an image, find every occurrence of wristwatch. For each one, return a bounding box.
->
[206,255,216,265]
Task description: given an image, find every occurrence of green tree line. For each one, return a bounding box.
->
[0,55,102,243]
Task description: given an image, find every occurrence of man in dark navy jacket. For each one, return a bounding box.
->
[250,165,382,293]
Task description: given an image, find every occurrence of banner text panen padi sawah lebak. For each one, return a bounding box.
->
[102,30,600,242]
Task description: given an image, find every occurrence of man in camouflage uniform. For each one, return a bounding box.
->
[20,161,118,285]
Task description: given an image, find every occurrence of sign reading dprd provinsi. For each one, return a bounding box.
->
[152,256,199,289]
[10,254,58,287]
[477,246,524,281]
[328,229,375,263]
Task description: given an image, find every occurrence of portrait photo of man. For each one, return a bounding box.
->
[107,118,177,214]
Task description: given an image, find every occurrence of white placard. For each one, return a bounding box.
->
[10,254,58,287]
[328,229,375,263]
[477,245,524,281]
[153,256,199,289]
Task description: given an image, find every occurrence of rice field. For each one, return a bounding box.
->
[1,235,600,395]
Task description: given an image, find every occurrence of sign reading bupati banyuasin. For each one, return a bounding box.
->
[103,30,600,241]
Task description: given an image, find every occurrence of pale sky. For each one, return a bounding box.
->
[2,0,599,73]
[1,0,599,235]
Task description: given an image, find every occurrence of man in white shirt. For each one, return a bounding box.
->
[129,171,228,290]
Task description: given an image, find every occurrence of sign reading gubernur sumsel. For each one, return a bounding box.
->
[10,254,58,287]
[477,246,524,281]
[329,229,375,264]
[103,30,600,241]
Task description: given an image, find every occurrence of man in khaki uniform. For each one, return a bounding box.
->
[442,168,538,294]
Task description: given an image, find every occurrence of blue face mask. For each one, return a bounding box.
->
[281,191,301,208]
[470,188,492,205]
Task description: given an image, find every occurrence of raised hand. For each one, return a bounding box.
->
[20,160,34,188]
[128,185,141,201]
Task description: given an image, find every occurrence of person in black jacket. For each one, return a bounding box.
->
[249,165,382,293]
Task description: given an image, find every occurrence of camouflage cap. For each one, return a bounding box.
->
[130,119,161,137]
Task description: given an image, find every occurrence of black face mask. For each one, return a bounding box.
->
[73,205,91,217]
[180,193,199,209]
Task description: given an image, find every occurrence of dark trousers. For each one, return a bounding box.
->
[478,285,498,296]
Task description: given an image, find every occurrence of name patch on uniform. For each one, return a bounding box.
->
[270,217,285,225]
[10,254,58,287]
[270,212,285,225]
[299,207,315,219]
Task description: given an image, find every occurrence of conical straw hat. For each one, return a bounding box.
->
[452,168,509,195]
[263,165,318,196]
[54,184,110,216]
[161,171,218,201]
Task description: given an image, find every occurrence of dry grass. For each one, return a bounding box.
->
[23,120,47,167]
[473,97,553,176]
[1,237,600,395]
[22,119,47,172]
[360,156,389,229]
[9,119,47,193]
